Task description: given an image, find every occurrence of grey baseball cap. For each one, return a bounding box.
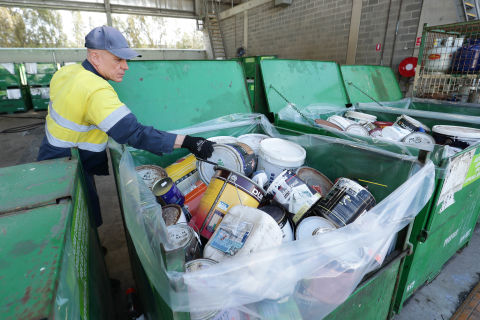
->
[85,26,141,59]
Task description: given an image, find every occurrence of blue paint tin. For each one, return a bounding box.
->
[153,177,185,206]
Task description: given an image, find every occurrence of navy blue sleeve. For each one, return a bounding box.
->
[107,113,177,155]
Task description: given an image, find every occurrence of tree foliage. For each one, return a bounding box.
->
[113,15,167,48]
[0,7,66,47]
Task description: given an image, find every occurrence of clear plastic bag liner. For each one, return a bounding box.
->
[116,113,435,318]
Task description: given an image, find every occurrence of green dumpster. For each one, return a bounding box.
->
[341,65,403,103]
[0,63,29,113]
[257,59,480,314]
[0,155,114,319]
[109,60,434,319]
[25,63,57,111]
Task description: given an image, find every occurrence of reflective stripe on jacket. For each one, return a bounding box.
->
[45,64,131,152]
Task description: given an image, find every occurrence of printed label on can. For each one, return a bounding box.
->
[205,210,226,233]
[210,222,253,255]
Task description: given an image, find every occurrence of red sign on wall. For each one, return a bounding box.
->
[376,43,381,51]
[415,37,422,47]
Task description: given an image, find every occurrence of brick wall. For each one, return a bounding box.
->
[220,0,423,72]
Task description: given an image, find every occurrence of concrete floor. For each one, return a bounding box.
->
[1,109,479,320]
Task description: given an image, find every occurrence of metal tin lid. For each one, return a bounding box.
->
[326,115,355,130]
[207,136,239,144]
[345,124,369,136]
[296,216,336,240]
[152,177,173,196]
[198,144,244,185]
[259,204,288,226]
[401,132,436,146]
[167,224,194,249]
[344,110,377,123]
[295,166,333,196]
[161,204,183,226]
[432,125,480,139]
[315,119,343,131]
[185,258,218,272]
[135,165,168,190]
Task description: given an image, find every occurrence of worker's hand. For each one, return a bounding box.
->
[181,135,215,159]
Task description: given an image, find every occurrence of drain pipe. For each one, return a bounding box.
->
[380,0,393,65]
[389,0,406,68]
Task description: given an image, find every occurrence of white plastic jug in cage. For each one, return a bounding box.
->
[424,37,461,73]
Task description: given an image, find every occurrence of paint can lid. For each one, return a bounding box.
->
[296,216,336,240]
[315,119,343,131]
[344,110,377,123]
[167,224,194,249]
[295,166,333,196]
[198,144,244,184]
[327,115,356,130]
[345,124,370,136]
[259,204,288,226]
[135,165,168,190]
[432,125,480,139]
[207,136,239,144]
[401,132,436,148]
[161,204,183,226]
[259,138,306,167]
[152,177,173,196]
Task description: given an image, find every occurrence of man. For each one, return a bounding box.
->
[37,26,214,227]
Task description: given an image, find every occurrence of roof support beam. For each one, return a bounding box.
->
[0,0,196,19]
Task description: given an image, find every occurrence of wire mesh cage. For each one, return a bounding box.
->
[414,21,480,103]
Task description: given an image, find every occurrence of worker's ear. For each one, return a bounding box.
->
[88,50,101,68]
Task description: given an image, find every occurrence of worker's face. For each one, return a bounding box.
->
[90,50,128,82]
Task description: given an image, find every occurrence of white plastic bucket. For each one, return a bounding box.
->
[344,110,377,124]
[258,138,306,183]
[237,133,270,154]
[326,115,356,130]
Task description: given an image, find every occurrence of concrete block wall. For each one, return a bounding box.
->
[220,0,422,72]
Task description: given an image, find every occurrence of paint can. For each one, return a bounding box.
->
[381,125,411,141]
[344,124,369,136]
[198,142,257,185]
[401,132,435,146]
[295,216,336,240]
[295,166,333,196]
[207,136,239,144]
[326,115,356,130]
[183,181,207,218]
[153,177,185,206]
[135,165,168,190]
[185,258,219,320]
[203,205,283,262]
[307,178,376,228]
[162,204,187,226]
[165,154,200,196]
[394,114,430,133]
[266,169,321,226]
[257,138,306,184]
[432,125,480,149]
[344,110,377,124]
[166,224,201,263]
[190,167,265,239]
[237,133,270,154]
[259,204,294,242]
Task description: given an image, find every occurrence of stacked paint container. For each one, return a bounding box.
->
[25,62,58,111]
[0,63,29,113]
